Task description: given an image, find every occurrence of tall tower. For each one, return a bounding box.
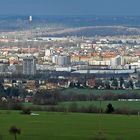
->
[29,16,33,22]
[23,56,36,75]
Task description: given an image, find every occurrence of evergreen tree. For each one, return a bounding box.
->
[105,103,114,113]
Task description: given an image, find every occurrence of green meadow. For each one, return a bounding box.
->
[62,88,140,95]
[59,100,140,110]
[25,100,140,111]
[0,111,140,140]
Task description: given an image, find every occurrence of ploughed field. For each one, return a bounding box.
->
[0,111,140,140]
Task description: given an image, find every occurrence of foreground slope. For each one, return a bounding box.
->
[0,111,140,140]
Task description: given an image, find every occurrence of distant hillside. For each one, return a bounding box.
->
[1,16,140,36]
[37,26,140,37]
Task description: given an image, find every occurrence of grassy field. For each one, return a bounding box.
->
[59,101,140,110]
[24,100,140,111]
[0,111,140,140]
[62,88,140,95]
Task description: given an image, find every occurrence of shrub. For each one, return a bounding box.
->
[114,108,139,115]
[21,108,31,115]
[8,102,23,110]
[68,102,78,112]
[0,100,23,110]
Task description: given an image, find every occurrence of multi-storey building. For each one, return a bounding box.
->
[23,56,36,75]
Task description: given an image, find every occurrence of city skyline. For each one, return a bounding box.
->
[0,0,140,16]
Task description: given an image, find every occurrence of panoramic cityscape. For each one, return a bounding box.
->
[0,0,140,140]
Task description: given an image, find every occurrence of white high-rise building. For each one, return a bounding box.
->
[52,55,71,66]
[23,56,36,75]
[44,49,51,60]
[29,16,32,22]
[111,55,122,68]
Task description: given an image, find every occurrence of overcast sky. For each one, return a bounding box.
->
[0,0,140,16]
